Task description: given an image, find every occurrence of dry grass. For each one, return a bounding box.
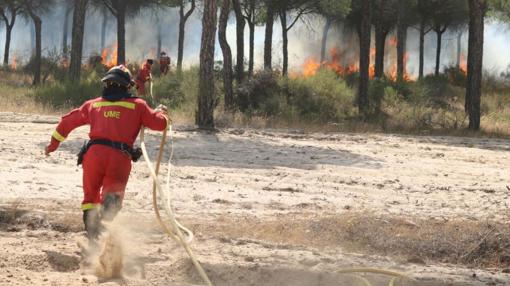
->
[0,71,54,115]
[342,215,510,268]
[192,213,510,269]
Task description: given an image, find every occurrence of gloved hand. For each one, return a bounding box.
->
[155,104,168,113]
[156,104,170,120]
[44,137,60,156]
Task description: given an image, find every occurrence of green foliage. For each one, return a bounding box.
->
[368,78,388,114]
[489,0,510,21]
[30,71,102,109]
[235,69,283,116]
[316,0,351,20]
[483,69,510,94]
[283,70,356,122]
[444,66,467,87]
[430,0,469,30]
[153,67,199,113]
[419,74,459,105]
[236,69,355,122]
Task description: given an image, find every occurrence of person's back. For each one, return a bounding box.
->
[136,60,153,96]
[45,65,168,243]
[159,52,171,75]
[58,96,166,147]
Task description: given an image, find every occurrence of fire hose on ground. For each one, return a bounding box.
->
[139,125,213,286]
[139,125,413,286]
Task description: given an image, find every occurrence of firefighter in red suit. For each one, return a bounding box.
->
[159,51,171,75]
[44,65,169,241]
[135,59,153,97]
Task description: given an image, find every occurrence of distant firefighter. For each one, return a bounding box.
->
[136,59,153,97]
[159,52,171,75]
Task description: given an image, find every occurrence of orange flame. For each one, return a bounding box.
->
[302,58,321,77]
[324,47,344,74]
[386,37,415,81]
[101,44,118,69]
[460,54,467,74]
[10,55,17,71]
[300,43,416,81]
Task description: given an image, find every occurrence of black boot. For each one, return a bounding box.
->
[83,208,102,241]
[102,193,122,222]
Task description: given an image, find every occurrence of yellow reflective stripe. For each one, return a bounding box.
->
[92,101,136,110]
[52,130,66,142]
[81,203,100,211]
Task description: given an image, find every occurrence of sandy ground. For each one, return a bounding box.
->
[0,111,509,286]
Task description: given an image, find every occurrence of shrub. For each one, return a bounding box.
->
[483,69,510,94]
[413,75,463,109]
[235,70,283,116]
[368,78,388,115]
[444,66,467,87]
[23,49,68,83]
[283,69,356,122]
[153,67,199,112]
[30,71,102,109]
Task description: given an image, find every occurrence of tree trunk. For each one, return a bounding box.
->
[62,6,72,56]
[465,0,485,130]
[280,10,289,76]
[197,0,217,129]
[232,0,245,82]
[374,31,387,78]
[320,17,332,63]
[177,0,195,74]
[101,8,107,51]
[157,24,162,57]
[374,0,386,78]
[3,24,14,66]
[434,29,442,76]
[32,15,42,85]
[219,0,234,110]
[248,20,255,77]
[116,4,126,64]
[264,2,274,70]
[456,30,462,68]
[396,4,406,82]
[70,0,88,81]
[30,22,36,54]
[359,0,371,118]
[177,2,186,73]
[419,20,425,79]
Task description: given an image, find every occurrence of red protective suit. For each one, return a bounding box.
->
[159,56,171,75]
[46,97,168,211]
[136,63,152,96]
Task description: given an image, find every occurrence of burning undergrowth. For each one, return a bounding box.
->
[297,37,414,81]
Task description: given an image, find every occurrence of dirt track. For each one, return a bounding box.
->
[0,111,509,286]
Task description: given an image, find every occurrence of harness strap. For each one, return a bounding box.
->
[77,139,142,165]
[88,139,133,154]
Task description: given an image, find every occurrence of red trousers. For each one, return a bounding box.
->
[136,80,146,96]
[81,145,132,210]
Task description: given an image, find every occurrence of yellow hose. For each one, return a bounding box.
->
[151,127,193,244]
[140,125,411,286]
[140,126,213,286]
[336,268,412,286]
[336,268,408,278]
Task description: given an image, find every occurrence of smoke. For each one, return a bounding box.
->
[0,4,509,75]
